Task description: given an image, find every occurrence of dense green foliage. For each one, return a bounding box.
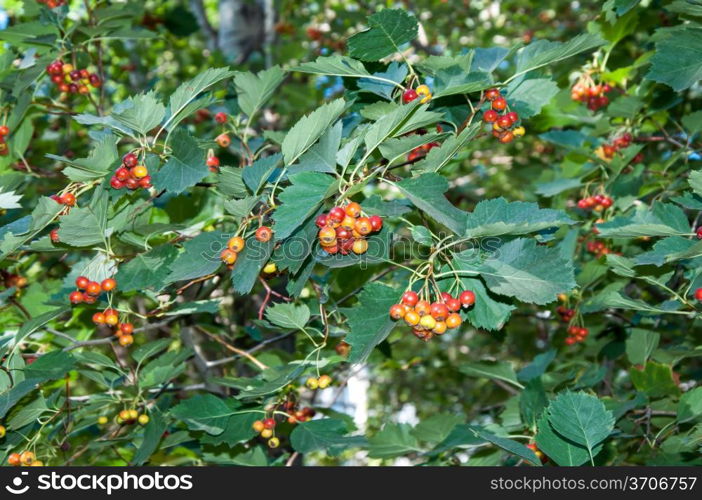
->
[0,0,701,467]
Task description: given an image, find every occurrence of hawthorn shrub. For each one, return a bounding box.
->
[0,2,701,467]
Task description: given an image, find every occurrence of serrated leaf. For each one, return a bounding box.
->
[514,34,605,77]
[646,26,702,91]
[265,303,310,330]
[625,329,660,365]
[282,98,345,166]
[459,361,523,389]
[289,122,341,174]
[116,245,178,292]
[234,66,285,118]
[272,172,334,241]
[630,361,681,398]
[15,306,69,346]
[165,231,224,283]
[132,339,172,365]
[464,198,574,238]
[535,413,591,466]
[57,200,108,247]
[167,67,235,129]
[292,55,371,78]
[230,238,275,295]
[290,419,366,456]
[477,238,575,305]
[396,173,467,235]
[358,62,407,100]
[151,129,207,194]
[132,411,166,465]
[414,123,480,172]
[170,394,238,434]
[547,391,614,462]
[596,202,690,238]
[339,282,398,364]
[471,427,542,465]
[410,413,463,444]
[47,134,119,182]
[433,68,492,97]
[348,9,418,62]
[367,423,421,458]
[505,77,559,118]
[112,91,165,135]
[678,387,702,423]
[243,154,281,194]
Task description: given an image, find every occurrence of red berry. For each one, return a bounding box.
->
[401,291,419,307]
[695,288,702,301]
[0,125,9,136]
[88,74,102,87]
[125,178,139,190]
[50,228,60,243]
[446,298,461,312]
[492,97,507,111]
[483,109,498,123]
[389,304,406,320]
[214,111,227,124]
[255,226,272,242]
[139,176,152,189]
[696,227,702,239]
[92,312,105,324]
[123,153,138,168]
[485,88,501,101]
[69,291,84,304]
[315,214,328,228]
[60,193,76,206]
[496,115,512,129]
[206,156,220,167]
[328,207,345,223]
[119,323,134,335]
[115,167,130,181]
[499,131,514,144]
[430,302,449,321]
[402,89,418,103]
[75,276,89,289]
[506,111,519,123]
[86,281,101,296]
[110,177,124,189]
[100,278,117,292]
[369,215,383,232]
[460,290,476,307]
[262,418,276,429]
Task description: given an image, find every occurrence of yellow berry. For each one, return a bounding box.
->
[97,416,108,425]
[260,428,273,439]
[305,377,319,390]
[268,437,280,448]
[138,414,150,425]
[513,126,525,137]
[317,374,332,389]
[263,262,277,274]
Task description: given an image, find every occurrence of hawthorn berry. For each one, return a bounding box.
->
[419,314,436,330]
[318,374,332,389]
[221,248,238,265]
[695,288,702,301]
[306,377,319,390]
[401,291,419,307]
[118,410,131,421]
[85,281,101,296]
[492,97,507,111]
[216,133,231,148]
[101,278,117,292]
[214,111,227,124]
[131,165,148,179]
[255,226,273,242]
[252,420,265,433]
[697,227,702,239]
[268,437,280,448]
[445,313,462,329]
[389,304,406,320]
[402,88,418,103]
[513,126,525,137]
[263,262,277,274]
[206,156,220,168]
[414,300,430,317]
[115,167,130,181]
[315,214,328,228]
[460,290,476,307]
[125,178,140,190]
[118,335,133,347]
[69,291,84,304]
[119,323,134,335]
[20,451,35,465]
[0,425,5,438]
[352,239,368,254]
[139,176,152,189]
[262,418,276,429]
[227,236,245,252]
[496,115,512,129]
[415,84,432,104]
[369,215,383,232]
[483,109,498,123]
[446,298,461,312]
[60,192,76,206]
[8,453,21,466]
[355,217,372,236]
[97,416,108,425]
[328,206,346,223]
[433,321,447,335]
[319,226,336,245]
[76,276,89,289]
[404,310,420,326]
[92,312,105,324]
[110,177,124,189]
[0,125,9,136]
[345,202,361,217]
[430,302,449,321]
[499,131,515,144]
[485,88,501,101]
[260,428,273,439]
[123,153,138,168]
[138,414,150,425]
[104,310,119,326]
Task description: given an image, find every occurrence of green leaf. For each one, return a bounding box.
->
[471,427,542,465]
[15,306,69,346]
[167,67,235,129]
[116,245,178,292]
[678,387,702,423]
[290,122,342,174]
[379,132,445,166]
[646,26,702,91]
[132,411,166,465]
[217,168,248,198]
[224,196,260,218]
[165,300,221,316]
[165,231,224,283]
[518,350,556,382]
[170,394,237,434]
[514,34,605,77]
[290,419,366,456]
[139,349,192,388]
[112,91,165,135]
[433,68,492,97]
[460,277,515,331]
[464,197,573,238]
[292,55,371,78]
[396,173,467,235]
[630,361,681,398]
[230,238,275,295]
[200,412,258,447]
[547,391,614,462]
[272,172,334,240]
[348,9,418,62]
[477,238,575,305]
[413,123,481,173]
[535,413,591,466]
[410,413,463,444]
[132,339,172,365]
[57,198,108,247]
[282,98,345,166]
[625,329,660,365]
[520,378,549,429]
[339,282,398,364]
[607,95,644,119]
[505,77,559,118]
[152,129,207,194]
[234,66,285,118]
[460,361,523,389]
[367,423,421,458]
[634,237,701,266]
[265,303,311,330]
[243,154,281,194]
[690,170,702,197]
[596,203,690,238]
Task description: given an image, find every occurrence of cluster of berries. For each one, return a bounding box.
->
[316,203,383,255]
[305,374,332,390]
[571,79,614,111]
[93,309,135,347]
[586,240,618,257]
[407,141,440,162]
[389,290,475,341]
[482,88,525,144]
[38,0,66,8]
[577,194,613,211]
[7,450,43,467]
[565,325,589,345]
[556,305,575,323]
[220,236,245,266]
[110,409,149,426]
[68,276,116,305]
[402,84,432,104]
[252,402,315,449]
[0,125,10,156]
[45,60,101,95]
[598,133,633,160]
[47,192,78,243]
[2,271,27,290]
[110,153,151,190]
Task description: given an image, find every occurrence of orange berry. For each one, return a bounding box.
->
[118,335,133,347]
[100,278,116,292]
[131,165,148,178]
[404,310,420,326]
[389,304,406,320]
[355,217,372,236]
[345,202,361,217]
[221,248,237,265]
[227,236,245,252]
[414,300,431,317]
[255,226,272,242]
[446,313,462,329]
